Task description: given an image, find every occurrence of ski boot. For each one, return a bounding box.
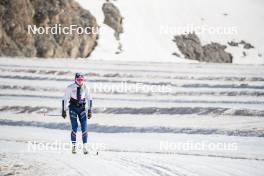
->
[83,144,89,155]
[72,145,77,154]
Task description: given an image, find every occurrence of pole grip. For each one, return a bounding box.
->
[89,100,92,110]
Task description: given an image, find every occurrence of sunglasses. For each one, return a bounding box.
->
[76,77,85,84]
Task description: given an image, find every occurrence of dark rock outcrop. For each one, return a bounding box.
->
[173,33,233,63]
[173,33,204,61]
[102,0,123,40]
[242,42,254,49]
[202,43,233,63]
[228,41,239,47]
[0,0,98,58]
[228,40,254,50]
[172,52,181,57]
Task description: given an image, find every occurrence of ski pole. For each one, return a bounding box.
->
[43,113,61,117]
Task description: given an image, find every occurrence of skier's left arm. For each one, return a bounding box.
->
[85,85,93,119]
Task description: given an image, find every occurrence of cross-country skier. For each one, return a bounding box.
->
[62,73,92,154]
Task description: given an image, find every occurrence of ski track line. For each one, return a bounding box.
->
[1,63,264,78]
[1,93,264,105]
[0,119,264,137]
[2,67,264,82]
[117,156,200,176]
[118,157,175,176]
[2,67,264,84]
[1,104,264,117]
[2,75,264,90]
[0,62,263,77]
[2,84,264,97]
[116,155,198,176]
[104,149,264,161]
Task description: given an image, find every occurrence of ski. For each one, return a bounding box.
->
[85,151,99,156]
[71,151,99,156]
[71,148,99,156]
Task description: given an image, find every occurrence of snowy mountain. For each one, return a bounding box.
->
[76,0,264,64]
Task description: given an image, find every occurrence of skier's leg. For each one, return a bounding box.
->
[79,110,88,144]
[69,108,78,145]
[79,110,88,154]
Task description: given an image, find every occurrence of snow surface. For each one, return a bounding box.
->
[1,126,264,176]
[0,58,264,175]
[75,0,264,64]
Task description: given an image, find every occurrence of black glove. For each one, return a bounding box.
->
[87,109,92,119]
[62,110,67,119]
[62,100,67,119]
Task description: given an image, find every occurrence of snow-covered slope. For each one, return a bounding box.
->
[76,0,264,64]
[0,58,264,175]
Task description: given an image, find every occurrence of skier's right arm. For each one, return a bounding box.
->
[62,86,71,118]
